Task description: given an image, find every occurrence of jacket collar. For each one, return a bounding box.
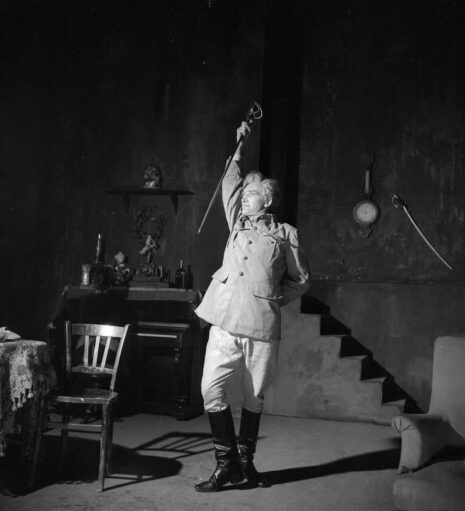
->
[238,212,275,224]
[236,213,279,234]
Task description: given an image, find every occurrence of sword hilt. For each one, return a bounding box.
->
[392,193,406,209]
[246,100,263,125]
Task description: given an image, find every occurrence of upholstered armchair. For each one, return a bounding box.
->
[392,335,465,473]
[391,335,465,511]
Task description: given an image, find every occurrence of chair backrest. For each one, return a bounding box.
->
[64,321,130,393]
[429,335,465,439]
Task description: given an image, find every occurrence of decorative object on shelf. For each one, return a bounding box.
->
[81,264,91,286]
[132,205,167,283]
[133,205,166,253]
[143,165,163,189]
[112,251,133,285]
[353,154,379,238]
[88,233,108,284]
[132,260,170,287]
[95,233,105,263]
[135,235,157,279]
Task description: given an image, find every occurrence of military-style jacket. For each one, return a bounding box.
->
[195,159,310,340]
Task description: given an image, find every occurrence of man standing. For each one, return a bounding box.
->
[195,122,310,492]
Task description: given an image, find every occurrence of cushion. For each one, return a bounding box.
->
[392,413,451,472]
[393,460,465,511]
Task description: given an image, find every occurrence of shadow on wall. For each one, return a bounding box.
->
[261,297,421,423]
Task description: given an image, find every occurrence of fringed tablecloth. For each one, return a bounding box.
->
[0,340,51,457]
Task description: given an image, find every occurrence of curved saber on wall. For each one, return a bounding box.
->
[392,193,453,271]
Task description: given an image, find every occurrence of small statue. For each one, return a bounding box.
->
[112,251,132,285]
[133,206,166,282]
[139,234,156,262]
[143,165,162,189]
[134,235,157,278]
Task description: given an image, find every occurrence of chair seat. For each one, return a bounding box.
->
[49,389,119,405]
[72,365,114,375]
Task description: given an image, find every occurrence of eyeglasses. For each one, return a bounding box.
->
[241,190,265,199]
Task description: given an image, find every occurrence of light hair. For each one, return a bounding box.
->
[243,171,281,208]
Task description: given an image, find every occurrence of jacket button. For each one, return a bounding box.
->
[248,240,253,244]
[239,272,244,276]
[243,256,248,260]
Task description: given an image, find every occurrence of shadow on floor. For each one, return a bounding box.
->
[1,431,403,495]
[1,428,217,496]
[135,431,213,460]
[262,448,400,486]
[0,436,184,496]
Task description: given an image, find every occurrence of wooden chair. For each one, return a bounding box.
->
[31,321,131,492]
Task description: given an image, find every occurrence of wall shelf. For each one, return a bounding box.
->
[106,188,194,214]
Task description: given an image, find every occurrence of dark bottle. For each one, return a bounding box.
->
[175,259,186,289]
[186,264,194,289]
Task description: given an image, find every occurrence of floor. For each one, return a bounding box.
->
[0,412,402,511]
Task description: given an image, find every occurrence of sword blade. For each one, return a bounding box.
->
[402,206,453,271]
[197,154,235,235]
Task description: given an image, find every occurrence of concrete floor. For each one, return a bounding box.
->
[0,412,401,511]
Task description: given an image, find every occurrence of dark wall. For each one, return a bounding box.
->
[1,0,465,408]
[299,0,465,282]
[0,0,265,338]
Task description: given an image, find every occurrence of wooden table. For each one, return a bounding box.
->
[0,340,51,458]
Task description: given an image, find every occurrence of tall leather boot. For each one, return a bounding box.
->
[194,408,243,492]
[238,408,271,488]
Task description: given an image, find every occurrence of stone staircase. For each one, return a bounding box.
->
[263,299,416,425]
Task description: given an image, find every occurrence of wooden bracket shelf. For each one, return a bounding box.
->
[105,188,194,214]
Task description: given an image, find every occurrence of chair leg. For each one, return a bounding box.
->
[105,410,114,476]
[98,404,111,492]
[28,395,46,489]
[58,428,68,479]
[58,406,70,480]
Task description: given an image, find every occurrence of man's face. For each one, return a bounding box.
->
[241,181,270,216]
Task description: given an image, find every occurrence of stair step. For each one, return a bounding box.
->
[337,356,366,380]
[362,376,386,383]
[382,398,406,410]
[339,336,372,358]
[320,315,351,335]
